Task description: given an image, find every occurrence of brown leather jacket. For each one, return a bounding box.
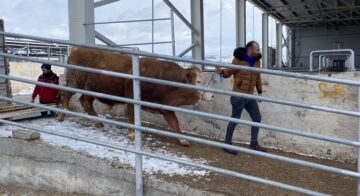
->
[221,49,262,95]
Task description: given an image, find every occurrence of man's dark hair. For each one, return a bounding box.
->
[246,41,258,50]
[41,64,51,70]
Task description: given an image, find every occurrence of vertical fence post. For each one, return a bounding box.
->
[151,0,154,53]
[132,48,143,196]
[358,86,360,196]
[170,10,175,56]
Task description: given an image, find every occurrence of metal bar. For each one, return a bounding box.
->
[2,31,360,87]
[27,43,30,58]
[358,85,360,196]
[1,53,360,120]
[95,31,117,46]
[220,0,223,62]
[170,10,176,56]
[162,0,197,33]
[68,0,95,44]
[0,118,328,196]
[310,49,355,71]
[85,18,172,26]
[0,96,359,181]
[177,43,196,57]
[132,49,143,196]
[117,41,172,47]
[47,45,50,61]
[236,0,246,47]
[152,0,154,53]
[190,0,205,63]
[283,17,360,24]
[94,0,121,8]
[276,23,283,67]
[7,43,67,48]
[2,74,360,149]
[262,13,269,68]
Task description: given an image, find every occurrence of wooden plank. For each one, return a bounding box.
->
[0,108,45,119]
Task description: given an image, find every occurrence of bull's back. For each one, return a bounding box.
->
[65,47,132,99]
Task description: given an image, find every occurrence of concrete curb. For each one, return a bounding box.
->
[0,138,222,196]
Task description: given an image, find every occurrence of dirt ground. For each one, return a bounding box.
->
[1,116,357,196]
[142,127,357,196]
[0,184,88,196]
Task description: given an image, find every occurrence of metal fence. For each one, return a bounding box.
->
[0,31,360,196]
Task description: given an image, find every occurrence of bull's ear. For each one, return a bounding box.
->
[190,64,201,72]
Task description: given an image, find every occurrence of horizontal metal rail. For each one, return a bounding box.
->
[1,31,360,87]
[1,74,360,149]
[0,96,359,182]
[1,31,358,195]
[0,118,327,196]
[84,18,172,25]
[1,52,359,119]
[117,41,172,47]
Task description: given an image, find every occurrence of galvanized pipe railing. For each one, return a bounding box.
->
[1,73,360,148]
[0,96,359,181]
[1,31,359,195]
[1,52,359,119]
[1,31,360,86]
[0,117,327,196]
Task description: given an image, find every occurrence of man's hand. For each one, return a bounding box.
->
[215,67,222,74]
[31,99,35,103]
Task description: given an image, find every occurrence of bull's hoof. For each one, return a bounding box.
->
[95,122,104,128]
[128,129,135,141]
[57,114,65,122]
[179,139,190,146]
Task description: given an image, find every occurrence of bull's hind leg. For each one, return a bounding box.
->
[162,110,190,146]
[79,95,104,128]
[126,104,135,141]
[57,91,75,122]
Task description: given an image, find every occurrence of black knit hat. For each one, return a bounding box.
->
[41,64,51,70]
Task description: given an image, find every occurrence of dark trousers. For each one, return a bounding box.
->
[40,100,56,116]
[225,96,261,146]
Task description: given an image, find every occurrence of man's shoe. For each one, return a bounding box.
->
[250,144,267,152]
[223,148,238,155]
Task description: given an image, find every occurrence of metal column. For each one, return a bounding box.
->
[287,27,292,67]
[132,48,143,196]
[262,13,269,68]
[68,0,95,44]
[276,22,283,67]
[236,0,246,47]
[170,10,176,56]
[190,0,204,62]
[358,86,360,196]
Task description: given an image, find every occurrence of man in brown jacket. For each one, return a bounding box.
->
[216,41,267,154]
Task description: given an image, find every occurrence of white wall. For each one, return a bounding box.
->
[66,71,359,163]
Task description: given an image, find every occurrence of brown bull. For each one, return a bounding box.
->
[58,47,213,146]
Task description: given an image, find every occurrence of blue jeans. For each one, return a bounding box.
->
[225,96,261,146]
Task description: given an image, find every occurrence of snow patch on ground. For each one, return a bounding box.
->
[0,117,208,177]
[14,88,33,96]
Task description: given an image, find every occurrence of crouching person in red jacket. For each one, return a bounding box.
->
[31,64,59,116]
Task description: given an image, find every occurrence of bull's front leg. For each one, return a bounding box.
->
[57,91,75,122]
[162,110,190,146]
[126,103,135,141]
[79,95,104,128]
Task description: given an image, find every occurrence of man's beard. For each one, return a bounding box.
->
[253,53,262,61]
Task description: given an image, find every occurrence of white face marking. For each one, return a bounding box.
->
[195,73,215,101]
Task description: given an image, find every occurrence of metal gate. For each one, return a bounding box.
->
[1,31,360,196]
[0,20,11,102]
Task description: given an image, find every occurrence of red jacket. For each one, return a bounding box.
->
[32,71,59,103]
